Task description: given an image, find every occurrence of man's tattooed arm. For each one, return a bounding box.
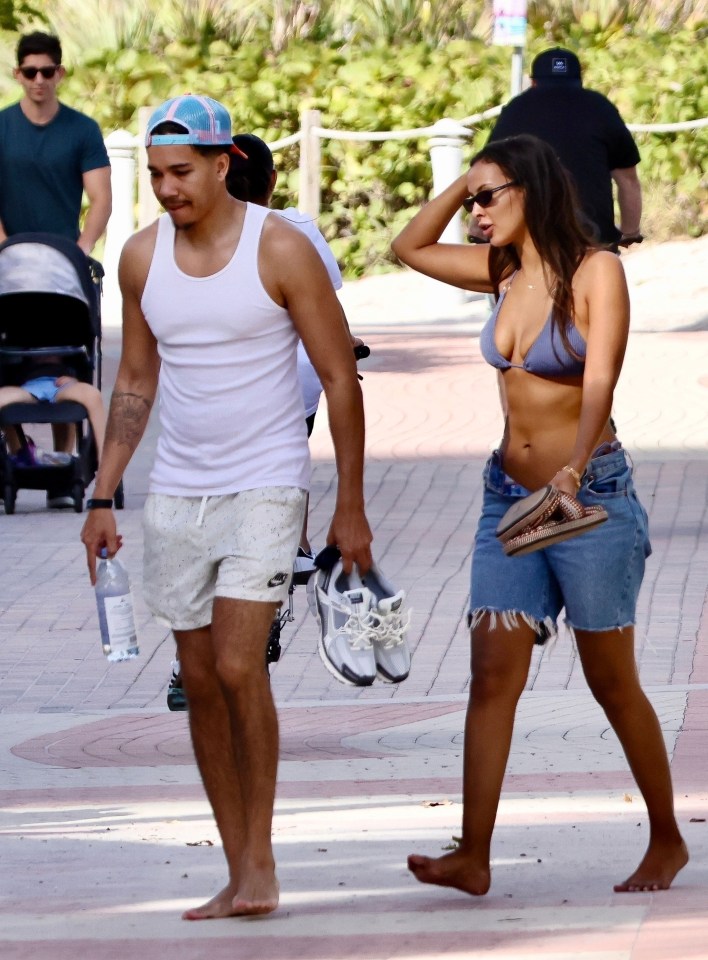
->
[104,389,153,451]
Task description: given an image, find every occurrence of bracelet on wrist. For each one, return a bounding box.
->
[86,498,113,510]
[561,465,582,489]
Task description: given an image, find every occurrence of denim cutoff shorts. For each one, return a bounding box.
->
[469,446,652,640]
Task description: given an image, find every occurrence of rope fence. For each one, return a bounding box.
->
[101,106,707,323]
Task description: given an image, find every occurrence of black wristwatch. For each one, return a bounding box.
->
[86,498,113,510]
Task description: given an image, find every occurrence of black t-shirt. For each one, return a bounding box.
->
[488,86,640,244]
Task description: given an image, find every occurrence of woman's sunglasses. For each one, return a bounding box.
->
[462,181,518,213]
[19,66,59,80]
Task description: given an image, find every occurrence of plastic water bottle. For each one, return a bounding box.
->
[95,548,139,661]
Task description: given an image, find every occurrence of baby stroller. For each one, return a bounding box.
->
[0,232,123,515]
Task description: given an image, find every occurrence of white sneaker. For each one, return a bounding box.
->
[308,561,378,686]
[361,563,412,683]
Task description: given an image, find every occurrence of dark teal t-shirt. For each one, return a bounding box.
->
[0,102,110,240]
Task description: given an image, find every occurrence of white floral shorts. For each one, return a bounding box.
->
[142,487,307,630]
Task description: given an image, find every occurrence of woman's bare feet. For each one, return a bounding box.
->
[408,850,491,896]
[614,838,689,893]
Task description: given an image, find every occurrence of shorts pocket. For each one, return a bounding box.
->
[584,466,631,499]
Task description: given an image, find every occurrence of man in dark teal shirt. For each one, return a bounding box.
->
[0,32,111,505]
[0,31,111,254]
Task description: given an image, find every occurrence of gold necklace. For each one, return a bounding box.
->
[518,270,544,290]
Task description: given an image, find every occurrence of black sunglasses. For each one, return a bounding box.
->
[19,65,59,80]
[462,181,518,213]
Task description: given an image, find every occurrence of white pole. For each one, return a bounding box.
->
[510,45,524,97]
[102,129,137,328]
[137,106,160,228]
[299,108,321,217]
[427,118,471,309]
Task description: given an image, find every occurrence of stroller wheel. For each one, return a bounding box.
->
[266,615,282,668]
[72,482,84,513]
[3,484,16,515]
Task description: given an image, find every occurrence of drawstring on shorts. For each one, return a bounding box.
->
[196,496,208,527]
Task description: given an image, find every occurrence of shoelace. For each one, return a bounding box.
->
[333,597,378,650]
[371,607,412,649]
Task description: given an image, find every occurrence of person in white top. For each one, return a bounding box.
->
[80,95,373,920]
[227,132,363,565]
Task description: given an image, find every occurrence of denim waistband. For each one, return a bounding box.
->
[486,443,629,498]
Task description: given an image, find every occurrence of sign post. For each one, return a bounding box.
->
[492,0,528,98]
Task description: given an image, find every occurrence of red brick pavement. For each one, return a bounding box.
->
[1,326,707,959]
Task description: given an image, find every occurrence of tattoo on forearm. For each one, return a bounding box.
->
[105,390,152,449]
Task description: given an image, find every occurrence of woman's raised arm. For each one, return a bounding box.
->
[391,173,494,293]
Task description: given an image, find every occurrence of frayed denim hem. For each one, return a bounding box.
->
[565,620,635,634]
[468,608,557,646]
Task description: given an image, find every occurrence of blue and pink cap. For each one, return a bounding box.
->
[145,95,246,156]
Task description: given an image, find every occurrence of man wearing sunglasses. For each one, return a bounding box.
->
[0,31,111,255]
[0,32,112,507]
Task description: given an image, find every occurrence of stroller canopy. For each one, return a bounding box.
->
[0,233,100,343]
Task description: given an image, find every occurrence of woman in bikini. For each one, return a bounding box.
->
[392,134,687,896]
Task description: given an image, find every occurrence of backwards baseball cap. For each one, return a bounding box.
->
[531,48,581,82]
[145,94,235,148]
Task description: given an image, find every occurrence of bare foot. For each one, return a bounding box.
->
[231,865,280,916]
[407,850,491,896]
[182,883,240,920]
[614,838,689,893]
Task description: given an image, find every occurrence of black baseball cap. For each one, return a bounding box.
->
[531,48,581,82]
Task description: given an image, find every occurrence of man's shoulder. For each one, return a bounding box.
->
[578,87,620,111]
[56,102,103,131]
[121,221,159,275]
[125,220,159,255]
[261,208,312,247]
[0,101,21,125]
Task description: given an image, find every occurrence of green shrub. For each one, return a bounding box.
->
[1,14,705,274]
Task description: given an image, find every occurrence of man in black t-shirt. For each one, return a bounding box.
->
[486,47,642,248]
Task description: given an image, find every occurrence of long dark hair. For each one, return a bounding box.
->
[470,134,598,358]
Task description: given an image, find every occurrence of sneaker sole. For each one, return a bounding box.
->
[318,636,375,686]
[375,665,410,684]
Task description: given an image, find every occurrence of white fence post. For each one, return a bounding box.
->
[299,108,322,217]
[137,106,160,228]
[427,118,472,308]
[103,129,137,328]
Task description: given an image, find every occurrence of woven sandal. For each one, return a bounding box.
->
[497,485,608,557]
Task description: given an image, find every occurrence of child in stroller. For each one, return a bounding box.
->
[0,232,120,514]
[0,352,105,464]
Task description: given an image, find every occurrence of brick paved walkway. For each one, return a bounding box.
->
[1,312,707,959]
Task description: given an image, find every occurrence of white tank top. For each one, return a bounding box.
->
[276,209,343,418]
[140,203,310,496]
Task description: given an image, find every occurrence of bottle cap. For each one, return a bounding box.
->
[99,547,108,559]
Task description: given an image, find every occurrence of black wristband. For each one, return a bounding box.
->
[86,498,113,510]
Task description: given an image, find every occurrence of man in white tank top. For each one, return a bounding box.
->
[80,95,372,920]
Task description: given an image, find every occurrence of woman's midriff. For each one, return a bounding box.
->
[498,368,615,490]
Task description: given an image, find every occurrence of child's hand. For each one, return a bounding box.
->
[55,376,77,387]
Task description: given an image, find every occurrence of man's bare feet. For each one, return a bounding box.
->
[407,850,491,896]
[614,838,689,893]
[231,865,279,916]
[182,870,279,920]
[182,883,240,920]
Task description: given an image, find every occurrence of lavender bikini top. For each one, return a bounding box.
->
[480,275,586,378]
